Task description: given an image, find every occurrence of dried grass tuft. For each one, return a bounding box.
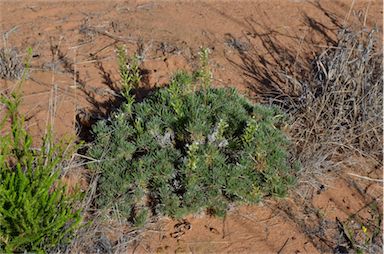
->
[273,26,383,175]
[0,47,25,80]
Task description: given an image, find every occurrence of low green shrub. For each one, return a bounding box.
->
[87,49,297,224]
[0,59,82,252]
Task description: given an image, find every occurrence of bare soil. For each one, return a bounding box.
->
[1,1,382,253]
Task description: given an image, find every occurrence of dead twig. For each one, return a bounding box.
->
[347,173,383,183]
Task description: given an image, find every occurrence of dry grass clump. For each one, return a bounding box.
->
[0,47,25,80]
[277,26,383,175]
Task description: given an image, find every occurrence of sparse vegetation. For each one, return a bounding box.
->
[0,4,382,253]
[86,48,297,225]
[336,200,383,254]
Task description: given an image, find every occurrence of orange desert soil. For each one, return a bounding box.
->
[0,1,382,253]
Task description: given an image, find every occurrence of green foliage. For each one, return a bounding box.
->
[0,57,82,252]
[88,58,297,224]
[194,48,212,91]
[116,45,141,115]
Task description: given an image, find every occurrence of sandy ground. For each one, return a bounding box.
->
[0,1,382,253]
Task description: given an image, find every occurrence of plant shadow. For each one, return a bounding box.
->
[77,59,156,142]
[223,1,347,107]
[54,46,156,143]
